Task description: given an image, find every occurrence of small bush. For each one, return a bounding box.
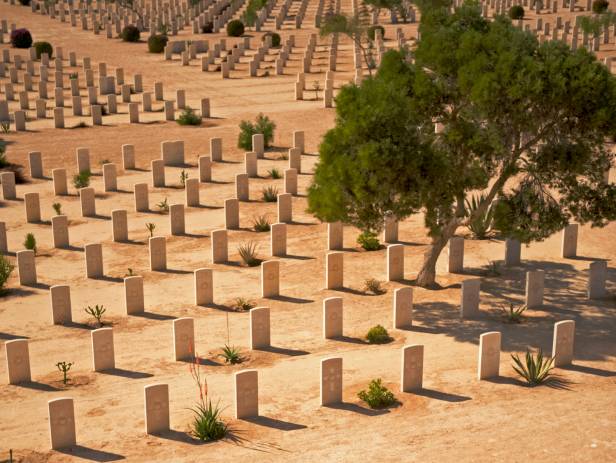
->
[233,297,255,311]
[180,170,188,187]
[238,241,261,266]
[0,254,15,295]
[508,5,525,19]
[252,214,271,232]
[56,361,73,385]
[263,32,281,47]
[33,41,53,59]
[238,113,276,150]
[189,356,227,441]
[268,168,281,179]
[148,34,168,53]
[157,197,169,213]
[0,146,8,168]
[220,344,243,364]
[261,185,278,202]
[511,349,555,386]
[84,304,106,327]
[226,19,245,37]
[24,233,36,253]
[72,170,91,189]
[357,231,380,251]
[358,379,397,409]
[177,107,202,126]
[121,25,140,42]
[364,278,386,295]
[10,28,33,49]
[52,202,62,215]
[367,25,385,41]
[201,22,214,33]
[592,0,609,13]
[146,222,156,237]
[366,325,391,344]
[501,303,527,324]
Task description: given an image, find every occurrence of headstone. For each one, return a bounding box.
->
[198,156,211,182]
[252,134,264,158]
[320,357,343,406]
[383,216,398,243]
[161,140,184,166]
[48,398,76,449]
[111,209,128,242]
[149,236,167,271]
[461,278,481,318]
[151,159,165,187]
[284,168,297,195]
[84,243,103,278]
[561,223,578,258]
[76,147,90,173]
[144,384,169,434]
[103,163,117,192]
[448,236,464,273]
[225,198,239,229]
[52,168,68,195]
[51,215,69,248]
[194,268,213,305]
[328,222,343,250]
[323,297,343,338]
[125,276,144,314]
[210,138,222,162]
[28,151,43,178]
[122,145,135,170]
[0,172,16,199]
[250,307,271,349]
[525,270,544,308]
[235,173,249,201]
[17,250,36,285]
[270,223,286,257]
[401,344,423,392]
[387,244,404,281]
[326,252,343,289]
[0,221,6,254]
[552,320,575,367]
[393,287,413,329]
[169,204,185,235]
[24,192,41,223]
[277,193,292,223]
[91,327,115,371]
[134,183,149,212]
[50,285,71,324]
[478,331,501,380]
[185,178,200,206]
[587,260,607,299]
[79,187,96,217]
[293,130,305,153]
[234,370,258,419]
[5,339,31,384]
[173,317,195,361]
[211,229,228,263]
[261,260,280,297]
[504,238,521,266]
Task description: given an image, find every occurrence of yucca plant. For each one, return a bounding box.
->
[261,185,278,202]
[511,349,555,386]
[220,344,242,364]
[267,168,282,179]
[364,278,386,295]
[238,241,261,266]
[146,222,156,237]
[52,202,62,215]
[465,193,494,239]
[252,214,271,232]
[1,121,10,133]
[188,353,227,441]
[157,197,169,213]
[501,303,526,323]
[84,304,106,327]
[233,297,255,311]
[56,361,73,385]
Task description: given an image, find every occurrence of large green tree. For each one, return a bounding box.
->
[308,1,616,287]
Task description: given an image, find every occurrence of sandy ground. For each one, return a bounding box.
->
[0,2,615,462]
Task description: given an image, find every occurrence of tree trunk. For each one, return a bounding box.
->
[416,222,459,288]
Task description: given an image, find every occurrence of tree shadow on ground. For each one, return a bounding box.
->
[57,445,125,462]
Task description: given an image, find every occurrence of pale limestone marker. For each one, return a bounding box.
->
[328,222,343,250]
[149,236,167,271]
[234,370,259,419]
[211,229,228,263]
[478,331,501,380]
[161,140,184,166]
[504,238,521,266]
[52,168,68,195]
[448,236,464,273]
[561,223,578,258]
[387,244,404,281]
[525,270,544,309]
[383,216,398,243]
[235,173,249,201]
[17,250,36,285]
[199,155,212,182]
[0,171,16,199]
[225,198,239,230]
[91,327,115,371]
[102,163,117,192]
[587,261,607,299]
[169,204,185,235]
[185,178,200,206]
[85,243,103,278]
[173,317,195,361]
[194,268,213,305]
[210,137,222,162]
[261,260,280,298]
[125,276,144,314]
[79,187,96,217]
[326,252,344,289]
[278,193,292,223]
[293,130,305,153]
[552,320,575,367]
[321,357,343,406]
[461,278,481,318]
[134,183,149,212]
[29,151,43,178]
[250,307,271,349]
[52,215,69,248]
[122,144,135,170]
[151,159,165,187]
[24,192,41,223]
[111,209,128,242]
[245,151,257,177]
[323,297,343,339]
[76,147,90,173]
[270,223,287,256]
[288,148,301,172]
[393,287,413,329]
[50,285,72,324]
[252,134,264,158]
[48,398,76,449]
[5,339,31,384]
[284,168,298,195]
[144,384,170,434]
[401,345,423,392]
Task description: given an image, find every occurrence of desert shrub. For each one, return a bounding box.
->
[52,202,62,215]
[157,197,169,213]
[465,193,494,239]
[148,34,168,53]
[121,25,140,42]
[72,170,91,189]
[146,222,156,237]
[233,297,255,311]
[24,233,36,253]
[263,32,281,47]
[0,254,15,295]
[226,19,245,37]
[10,28,33,48]
[0,121,10,133]
[238,113,276,150]
[592,0,609,13]
[201,22,214,33]
[33,41,53,59]
[357,231,380,251]
[501,303,526,323]
[177,107,202,126]
[220,345,242,364]
[358,379,397,408]
[84,304,106,327]
[268,168,282,179]
[511,349,555,386]
[0,146,8,168]
[364,278,386,295]
[261,185,278,202]
[238,241,261,266]
[367,25,385,41]
[252,214,271,232]
[366,324,391,344]
[56,361,73,385]
[508,5,525,19]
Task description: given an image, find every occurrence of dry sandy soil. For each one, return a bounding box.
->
[0,1,615,462]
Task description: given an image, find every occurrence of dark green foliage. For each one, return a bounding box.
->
[72,170,91,189]
[0,254,14,295]
[262,186,278,202]
[220,345,242,364]
[358,378,398,408]
[148,34,168,53]
[238,241,261,266]
[201,22,214,33]
[238,113,276,150]
[357,231,380,251]
[0,146,8,168]
[24,233,36,253]
[33,41,53,59]
[465,194,494,239]
[226,20,245,37]
[18,0,31,5]
[177,107,202,126]
[121,25,140,42]
[263,32,281,47]
[501,303,526,323]
[368,25,385,40]
[592,0,609,14]
[508,5,524,20]
[243,0,268,27]
[511,349,554,386]
[268,168,282,179]
[252,214,271,232]
[10,29,32,48]
[366,325,391,344]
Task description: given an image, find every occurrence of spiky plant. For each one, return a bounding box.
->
[188,353,227,441]
[252,214,271,232]
[261,185,278,202]
[180,170,188,187]
[146,222,156,237]
[465,193,494,239]
[501,303,526,323]
[220,345,243,364]
[157,197,169,213]
[511,349,555,386]
[364,278,386,295]
[233,297,255,311]
[56,361,73,385]
[238,241,261,266]
[84,304,106,327]
[267,168,282,179]
[52,202,62,215]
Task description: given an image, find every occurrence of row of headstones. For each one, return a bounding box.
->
[6,319,576,450]
[272,0,309,30]
[479,0,593,14]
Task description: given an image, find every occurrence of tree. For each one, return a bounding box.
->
[307,1,616,287]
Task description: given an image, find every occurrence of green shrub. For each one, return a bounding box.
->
[508,5,525,19]
[238,241,261,266]
[33,41,53,59]
[121,25,140,42]
[511,349,555,386]
[592,0,609,13]
[24,233,36,253]
[268,168,281,179]
[358,379,397,409]
[148,34,168,53]
[357,231,380,251]
[501,303,526,323]
[201,22,214,33]
[177,107,202,126]
[0,254,14,295]
[366,324,391,344]
[72,170,91,189]
[252,214,271,232]
[0,146,8,168]
[52,202,62,215]
[261,185,278,202]
[238,113,276,150]
[465,193,494,239]
[263,32,281,47]
[220,345,242,364]
[226,20,245,37]
[367,25,385,41]
[10,29,32,48]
